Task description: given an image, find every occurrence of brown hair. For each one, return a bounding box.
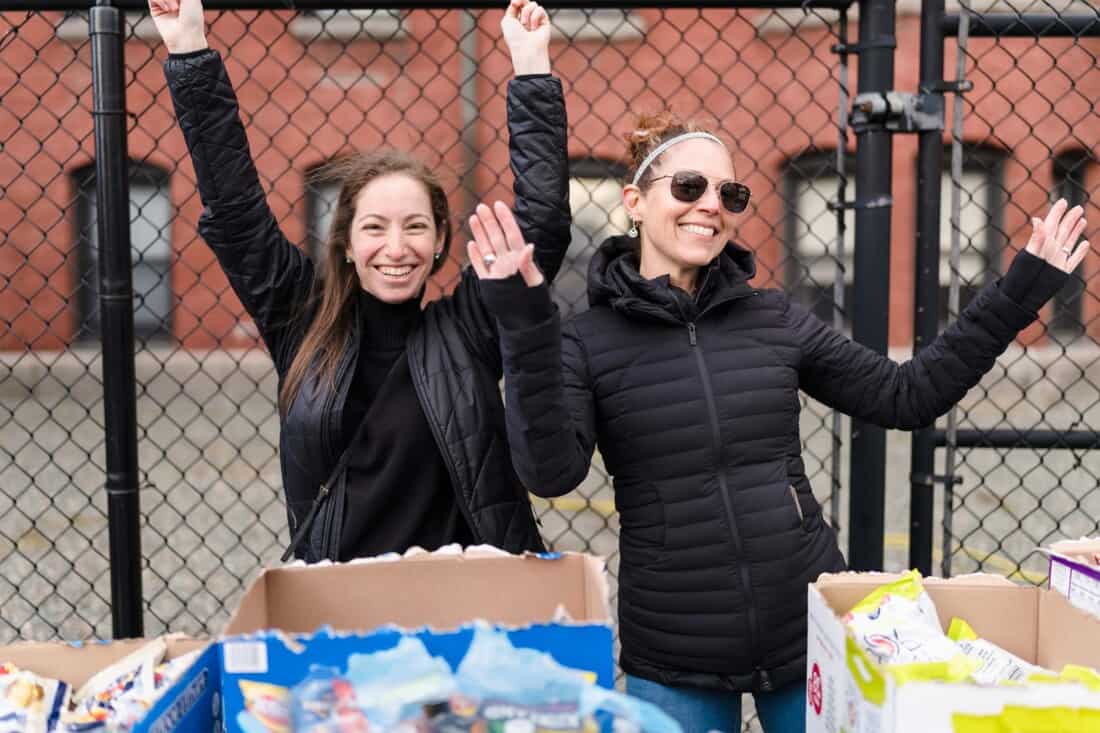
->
[624,111,723,189]
[279,150,452,416]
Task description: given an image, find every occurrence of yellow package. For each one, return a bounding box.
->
[844,571,967,670]
[946,618,1047,685]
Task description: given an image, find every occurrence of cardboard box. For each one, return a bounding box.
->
[806,572,1100,733]
[0,635,218,733]
[1047,537,1100,620]
[0,548,613,733]
[218,547,615,733]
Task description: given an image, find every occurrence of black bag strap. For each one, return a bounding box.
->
[281,410,372,562]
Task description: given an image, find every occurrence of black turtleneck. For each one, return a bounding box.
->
[337,290,475,559]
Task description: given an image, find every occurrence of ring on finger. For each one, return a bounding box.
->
[1062,246,1075,255]
[482,253,497,267]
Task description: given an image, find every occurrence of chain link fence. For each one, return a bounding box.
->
[935,1,1100,584]
[3,2,1096,730]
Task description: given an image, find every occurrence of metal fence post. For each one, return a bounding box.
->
[847,0,896,571]
[90,0,144,638]
[908,0,946,576]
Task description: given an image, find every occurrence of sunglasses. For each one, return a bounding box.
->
[649,171,751,214]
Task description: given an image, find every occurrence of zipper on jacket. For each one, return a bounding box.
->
[687,320,765,679]
[406,341,483,543]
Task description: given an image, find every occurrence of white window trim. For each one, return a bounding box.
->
[56,11,160,43]
[289,10,406,43]
[550,9,646,42]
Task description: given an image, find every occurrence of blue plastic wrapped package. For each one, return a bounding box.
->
[287,628,681,733]
[290,636,455,732]
[450,625,682,733]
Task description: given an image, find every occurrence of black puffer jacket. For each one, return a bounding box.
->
[164,50,571,559]
[488,235,1067,693]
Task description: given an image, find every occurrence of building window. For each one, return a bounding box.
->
[784,153,855,328]
[939,147,1005,324]
[75,163,173,342]
[554,159,629,319]
[290,10,406,43]
[305,175,342,265]
[1050,151,1092,338]
[785,148,1003,330]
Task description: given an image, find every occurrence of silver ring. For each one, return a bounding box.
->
[482,254,497,267]
[1062,246,1074,255]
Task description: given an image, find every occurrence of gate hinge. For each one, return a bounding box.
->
[851,91,945,134]
[910,472,963,489]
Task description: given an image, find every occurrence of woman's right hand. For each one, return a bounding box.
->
[149,0,208,54]
[468,201,545,287]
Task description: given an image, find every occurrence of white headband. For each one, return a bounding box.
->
[631,132,726,186]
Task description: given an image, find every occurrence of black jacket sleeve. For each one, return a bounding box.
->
[792,250,1068,429]
[453,75,572,370]
[164,49,313,374]
[507,75,571,283]
[479,277,597,497]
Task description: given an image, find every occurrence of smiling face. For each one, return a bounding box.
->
[624,137,737,291]
[345,173,445,303]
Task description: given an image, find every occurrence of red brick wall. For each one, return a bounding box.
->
[1,9,1096,351]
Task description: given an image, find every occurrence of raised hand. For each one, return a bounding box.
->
[501,0,551,76]
[1026,197,1090,274]
[148,0,208,55]
[467,201,545,287]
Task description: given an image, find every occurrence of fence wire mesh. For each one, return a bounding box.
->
[6,2,1096,729]
[938,0,1100,584]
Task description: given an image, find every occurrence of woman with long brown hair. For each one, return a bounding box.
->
[149,0,570,561]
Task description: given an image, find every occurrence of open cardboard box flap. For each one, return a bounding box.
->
[0,635,207,689]
[224,549,611,636]
[813,571,1100,670]
[1047,537,1100,565]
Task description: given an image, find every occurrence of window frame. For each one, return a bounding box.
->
[1049,150,1093,337]
[73,162,174,343]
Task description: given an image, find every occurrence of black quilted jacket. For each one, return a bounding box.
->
[489,235,1067,693]
[164,49,571,559]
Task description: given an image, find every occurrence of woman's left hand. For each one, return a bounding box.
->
[501,0,551,76]
[1026,197,1090,273]
[467,201,545,287]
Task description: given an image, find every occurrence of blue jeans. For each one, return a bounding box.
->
[625,674,806,733]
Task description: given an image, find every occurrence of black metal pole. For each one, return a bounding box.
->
[847,0,896,572]
[90,1,143,639]
[908,0,946,576]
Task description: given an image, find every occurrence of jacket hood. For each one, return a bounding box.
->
[587,235,757,323]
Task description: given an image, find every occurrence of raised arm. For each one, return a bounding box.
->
[150,0,313,369]
[796,199,1089,429]
[501,0,571,283]
[467,202,597,497]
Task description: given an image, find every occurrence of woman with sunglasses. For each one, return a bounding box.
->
[471,111,1089,732]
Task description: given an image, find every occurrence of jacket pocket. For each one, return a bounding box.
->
[787,480,821,532]
[615,479,665,551]
[788,484,805,523]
